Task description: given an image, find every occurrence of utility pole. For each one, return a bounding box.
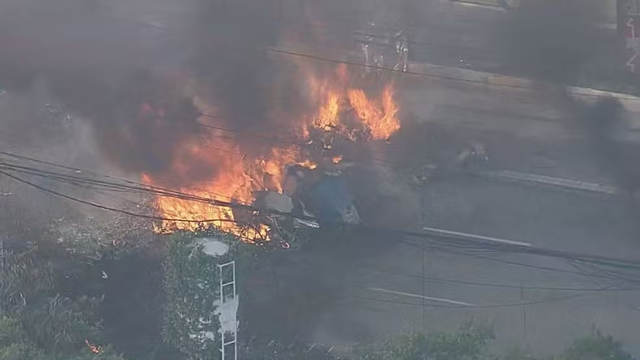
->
[419,165,429,334]
[520,283,528,347]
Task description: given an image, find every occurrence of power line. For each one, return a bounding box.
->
[197,122,300,147]
[358,265,640,292]
[7,155,640,274]
[217,42,640,102]
[82,5,640,102]
[0,150,213,199]
[0,148,410,225]
[411,238,640,280]
[0,163,263,224]
[383,236,640,286]
[104,5,493,60]
[0,154,635,267]
[265,46,527,88]
[8,161,640,287]
[4,151,640,284]
[0,151,247,206]
[195,119,419,172]
[395,229,640,271]
[0,170,237,225]
[348,290,592,309]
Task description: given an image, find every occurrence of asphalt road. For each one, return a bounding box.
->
[406,0,507,72]
[2,0,634,355]
[244,75,640,357]
[304,183,640,356]
[402,0,619,88]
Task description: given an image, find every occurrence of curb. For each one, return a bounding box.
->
[407,62,532,89]
[407,61,640,115]
[470,169,618,196]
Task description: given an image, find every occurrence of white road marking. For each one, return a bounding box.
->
[420,226,532,248]
[449,0,507,12]
[477,170,617,195]
[369,287,476,307]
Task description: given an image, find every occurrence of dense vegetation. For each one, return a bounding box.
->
[351,322,632,360]
[0,237,634,360]
[162,231,236,360]
[0,246,124,360]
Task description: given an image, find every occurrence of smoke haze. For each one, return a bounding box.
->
[0,0,384,188]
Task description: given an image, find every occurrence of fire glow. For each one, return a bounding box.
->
[85,340,102,354]
[143,64,400,240]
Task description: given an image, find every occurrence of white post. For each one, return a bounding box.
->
[218,261,238,360]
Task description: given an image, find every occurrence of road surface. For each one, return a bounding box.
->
[246,73,640,357]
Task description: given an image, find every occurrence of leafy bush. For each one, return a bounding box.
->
[558,329,632,360]
[0,248,124,360]
[353,323,634,360]
[353,322,495,360]
[163,231,240,360]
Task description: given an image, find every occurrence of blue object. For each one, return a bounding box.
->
[306,175,354,224]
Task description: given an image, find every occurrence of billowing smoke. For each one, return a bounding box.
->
[492,0,640,197]
[495,0,605,83]
[0,0,205,181]
[0,0,374,188]
[580,97,640,197]
[191,0,288,131]
[191,0,374,134]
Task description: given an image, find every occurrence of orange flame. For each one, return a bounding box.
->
[143,64,400,240]
[85,340,102,354]
[316,92,341,129]
[348,85,400,140]
[303,63,400,141]
[143,144,309,240]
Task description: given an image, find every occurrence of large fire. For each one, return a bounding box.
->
[142,64,400,240]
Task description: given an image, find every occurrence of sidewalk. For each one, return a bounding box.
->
[407,61,640,132]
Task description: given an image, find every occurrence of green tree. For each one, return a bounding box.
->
[0,248,125,360]
[352,324,634,360]
[558,329,632,360]
[0,316,42,360]
[163,232,234,360]
[352,322,495,360]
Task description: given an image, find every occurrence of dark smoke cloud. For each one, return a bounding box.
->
[581,97,640,197]
[496,0,603,83]
[492,1,640,198]
[0,0,372,187]
[191,0,288,131]
[0,0,207,184]
[0,0,276,186]
[190,0,369,134]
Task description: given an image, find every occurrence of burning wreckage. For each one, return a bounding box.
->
[243,159,361,248]
[141,64,398,249]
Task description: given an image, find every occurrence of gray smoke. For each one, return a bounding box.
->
[491,0,640,196]
[0,0,373,188]
[495,0,604,83]
[0,0,206,184]
[581,97,640,196]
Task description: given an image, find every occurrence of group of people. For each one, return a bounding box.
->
[357,26,410,75]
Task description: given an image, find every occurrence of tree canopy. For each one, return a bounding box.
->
[350,322,633,360]
[0,247,125,360]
